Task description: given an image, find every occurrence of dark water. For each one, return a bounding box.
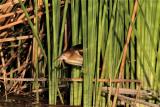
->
[0,95,81,107]
[0,82,81,107]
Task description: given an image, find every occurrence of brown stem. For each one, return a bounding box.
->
[112,0,139,107]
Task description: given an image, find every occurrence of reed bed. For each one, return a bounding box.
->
[0,0,159,107]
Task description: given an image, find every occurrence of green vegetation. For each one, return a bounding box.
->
[0,0,159,107]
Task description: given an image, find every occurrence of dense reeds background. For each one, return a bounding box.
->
[0,0,160,107]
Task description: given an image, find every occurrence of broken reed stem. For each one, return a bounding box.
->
[117,94,159,107]
[101,87,146,95]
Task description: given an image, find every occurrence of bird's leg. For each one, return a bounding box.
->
[59,60,65,69]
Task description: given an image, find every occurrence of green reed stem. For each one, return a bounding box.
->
[59,0,69,55]
[81,0,89,107]
[44,0,53,104]
[18,0,47,60]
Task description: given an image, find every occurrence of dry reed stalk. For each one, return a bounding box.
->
[0,44,8,100]
[118,0,139,80]
[60,78,141,83]
[5,61,30,75]
[0,0,25,10]
[15,45,32,93]
[0,12,43,30]
[117,94,159,107]
[0,52,17,68]
[0,7,33,20]
[101,87,149,96]
[0,0,26,23]
[0,1,18,13]
[112,1,139,107]
[3,44,24,48]
[0,35,33,43]
[20,44,32,76]
[63,23,68,51]
[0,77,47,81]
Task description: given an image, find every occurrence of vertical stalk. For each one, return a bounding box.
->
[0,44,7,101]
[112,1,138,106]
[59,0,69,55]
[96,0,118,106]
[18,0,46,60]
[70,0,82,105]
[81,0,88,106]
[44,0,53,104]
[52,0,58,104]
[95,0,103,106]
[34,0,39,102]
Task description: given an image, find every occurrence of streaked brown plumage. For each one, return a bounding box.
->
[58,44,83,66]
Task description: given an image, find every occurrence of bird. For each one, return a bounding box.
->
[58,44,83,66]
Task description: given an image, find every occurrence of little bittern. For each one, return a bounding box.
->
[58,44,83,66]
